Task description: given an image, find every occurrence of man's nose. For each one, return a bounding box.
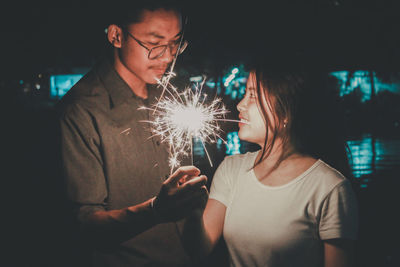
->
[160,46,174,63]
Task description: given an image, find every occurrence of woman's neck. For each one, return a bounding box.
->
[254,147,317,186]
[256,139,293,167]
[255,146,296,172]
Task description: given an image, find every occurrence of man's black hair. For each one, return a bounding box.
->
[107,0,186,27]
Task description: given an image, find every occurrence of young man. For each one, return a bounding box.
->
[57,2,208,266]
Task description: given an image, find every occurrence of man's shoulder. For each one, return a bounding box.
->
[65,68,107,101]
[57,69,108,116]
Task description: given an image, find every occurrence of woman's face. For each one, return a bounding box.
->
[237,72,276,147]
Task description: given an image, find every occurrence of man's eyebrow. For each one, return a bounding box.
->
[174,30,183,38]
[146,32,165,39]
[146,30,183,39]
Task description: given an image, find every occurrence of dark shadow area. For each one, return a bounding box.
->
[3,1,400,266]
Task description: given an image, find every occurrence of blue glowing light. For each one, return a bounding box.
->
[330,71,400,102]
[50,74,83,99]
[206,81,216,88]
[225,132,241,155]
[193,137,205,158]
[346,136,375,178]
[223,66,248,100]
[346,134,400,181]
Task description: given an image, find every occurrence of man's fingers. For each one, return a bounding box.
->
[156,185,209,221]
[175,186,209,207]
[181,175,207,189]
[166,166,200,184]
[170,176,207,199]
[178,174,189,185]
[173,175,207,197]
[200,185,208,194]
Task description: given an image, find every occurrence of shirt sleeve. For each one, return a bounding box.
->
[319,179,358,240]
[60,103,108,223]
[209,156,235,207]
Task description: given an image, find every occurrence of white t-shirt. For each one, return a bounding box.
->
[209,151,358,267]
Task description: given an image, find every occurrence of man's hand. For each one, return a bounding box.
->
[153,166,208,222]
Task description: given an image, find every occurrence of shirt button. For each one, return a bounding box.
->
[156,140,161,146]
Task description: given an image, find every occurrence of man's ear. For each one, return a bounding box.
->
[107,24,122,48]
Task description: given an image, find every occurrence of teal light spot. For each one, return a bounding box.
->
[223,65,248,100]
[225,132,241,155]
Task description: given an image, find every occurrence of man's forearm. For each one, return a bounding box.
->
[77,166,208,249]
[81,198,159,248]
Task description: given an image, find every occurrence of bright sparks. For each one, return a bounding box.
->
[140,74,238,172]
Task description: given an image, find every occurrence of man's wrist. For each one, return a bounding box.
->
[150,196,163,224]
[187,209,203,221]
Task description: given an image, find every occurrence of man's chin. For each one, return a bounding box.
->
[148,78,160,85]
[146,74,164,84]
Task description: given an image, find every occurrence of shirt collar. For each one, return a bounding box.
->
[95,57,145,109]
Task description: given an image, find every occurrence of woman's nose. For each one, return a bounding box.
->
[237,98,245,112]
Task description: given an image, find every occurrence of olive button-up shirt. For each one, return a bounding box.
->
[58,59,191,266]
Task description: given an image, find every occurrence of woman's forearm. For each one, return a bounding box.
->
[182,211,214,261]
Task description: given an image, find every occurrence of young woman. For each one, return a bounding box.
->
[183,67,358,267]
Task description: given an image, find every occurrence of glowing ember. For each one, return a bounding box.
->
[139,74,239,172]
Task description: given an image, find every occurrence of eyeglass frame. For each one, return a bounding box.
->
[121,26,188,60]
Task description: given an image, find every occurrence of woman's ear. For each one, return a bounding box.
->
[283,118,289,128]
[107,24,122,48]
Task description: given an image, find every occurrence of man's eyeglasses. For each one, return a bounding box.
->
[123,29,188,60]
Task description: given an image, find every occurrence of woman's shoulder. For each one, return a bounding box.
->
[210,151,259,196]
[214,150,259,180]
[221,150,259,169]
[309,159,350,192]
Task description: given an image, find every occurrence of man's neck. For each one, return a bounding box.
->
[113,52,148,99]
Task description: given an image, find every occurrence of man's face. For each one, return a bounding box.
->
[119,9,182,84]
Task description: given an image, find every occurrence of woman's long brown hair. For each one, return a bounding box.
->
[252,66,351,178]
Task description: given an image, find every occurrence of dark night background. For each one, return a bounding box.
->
[2,0,400,266]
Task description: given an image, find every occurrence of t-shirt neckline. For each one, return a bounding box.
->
[248,151,322,190]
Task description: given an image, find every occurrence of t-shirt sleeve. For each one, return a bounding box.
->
[319,179,358,240]
[209,156,234,207]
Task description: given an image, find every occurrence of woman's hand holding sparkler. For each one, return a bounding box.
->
[152,166,208,223]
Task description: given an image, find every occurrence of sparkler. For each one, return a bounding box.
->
[140,74,244,173]
[138,20,245,172]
